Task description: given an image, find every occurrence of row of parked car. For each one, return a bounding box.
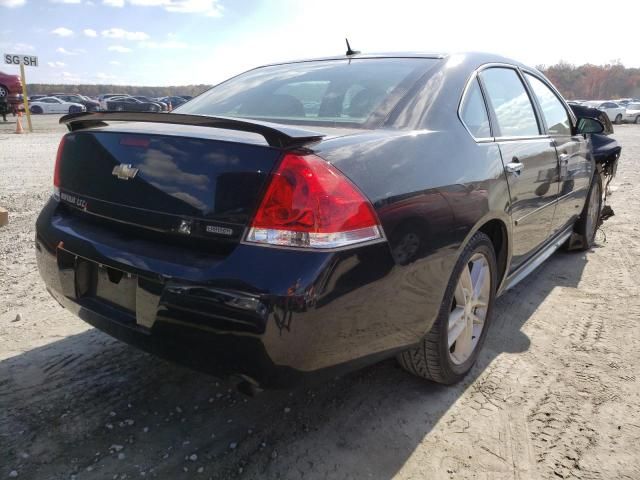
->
[568,99,640,124]
[25,93,193,114]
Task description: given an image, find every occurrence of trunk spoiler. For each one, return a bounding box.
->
[59,112,325,149]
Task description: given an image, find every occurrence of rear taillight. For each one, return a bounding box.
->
[53,136,66,200]
[246,153,382,249]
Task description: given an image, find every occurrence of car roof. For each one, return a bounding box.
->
[253,51,533,71]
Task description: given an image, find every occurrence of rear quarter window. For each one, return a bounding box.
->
[460,78,491,138]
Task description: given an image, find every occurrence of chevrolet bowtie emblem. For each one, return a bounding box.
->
[112,164,139,180]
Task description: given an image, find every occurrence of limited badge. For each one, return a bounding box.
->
[206,225,233,236]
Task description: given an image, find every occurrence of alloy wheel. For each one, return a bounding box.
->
[448,252,491,365]
[0,86,7,97]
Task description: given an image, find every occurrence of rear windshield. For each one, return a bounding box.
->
[176,58,439,128]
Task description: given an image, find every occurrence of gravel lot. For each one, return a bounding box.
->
[1,115,639,480]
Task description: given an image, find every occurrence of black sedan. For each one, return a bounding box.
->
[36,52,606,389]
[132,95,168,111]
[157,95,188,109]
[105,96,162,112]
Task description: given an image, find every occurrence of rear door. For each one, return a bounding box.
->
[523,72,591,237]
[479,67,560,271]
[41,98,57,113]
[53,98,66,113]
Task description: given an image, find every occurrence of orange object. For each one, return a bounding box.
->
[15,111,24,134]
[0,207,8,227]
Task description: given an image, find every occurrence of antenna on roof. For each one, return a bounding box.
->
[345,38,360,56]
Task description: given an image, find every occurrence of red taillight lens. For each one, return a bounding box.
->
[246,153,382,249]
[53,136,66,197]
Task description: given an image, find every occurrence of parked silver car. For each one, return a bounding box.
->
[584,101,625,124]
[623,102,640,124]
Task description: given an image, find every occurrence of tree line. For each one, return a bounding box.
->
[26,62,640,101]
[26,84,212,98]
[538,62,640,100]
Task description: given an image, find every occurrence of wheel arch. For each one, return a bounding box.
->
[477,219,509,290]
[457,215,512,293]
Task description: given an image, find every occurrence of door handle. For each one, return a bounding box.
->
[505,161,524,175]
[559,153,570,178]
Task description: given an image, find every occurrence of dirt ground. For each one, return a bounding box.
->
[1,115,639,480]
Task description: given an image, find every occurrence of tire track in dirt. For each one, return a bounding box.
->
[527,382,599,480]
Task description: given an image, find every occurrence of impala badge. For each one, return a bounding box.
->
[112,164,139,180]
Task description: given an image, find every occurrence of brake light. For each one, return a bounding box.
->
[53,136,66,200]
[246,153,382,249]
[120,136,150,148]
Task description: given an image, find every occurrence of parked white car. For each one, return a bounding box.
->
[29,97,86,114]
[584,101,626,124]
[624,102,640,124]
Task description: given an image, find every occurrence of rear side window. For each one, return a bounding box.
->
[525,73,571,136]
[480,68,540,137]
[460,78,491,138]
[177,58,439,127]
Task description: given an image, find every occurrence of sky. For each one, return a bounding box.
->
[1,0,639,86]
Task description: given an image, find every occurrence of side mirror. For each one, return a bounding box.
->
[576,117,605,135]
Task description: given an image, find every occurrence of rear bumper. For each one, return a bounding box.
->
[35,200,435,387]
[6,93,22,105]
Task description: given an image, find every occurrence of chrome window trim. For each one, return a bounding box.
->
[457,72,495,142]
[493,135,553,143]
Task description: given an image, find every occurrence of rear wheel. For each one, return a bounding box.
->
[572,175,602,250]
[30,105,42,114]
[615,114,622,124]
[397,232,497,384]
[635,116,640,124]
[0,85,7,98]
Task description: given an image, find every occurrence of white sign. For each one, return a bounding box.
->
[4,54,38,67]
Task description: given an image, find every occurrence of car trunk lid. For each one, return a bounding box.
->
[56,115,325,250]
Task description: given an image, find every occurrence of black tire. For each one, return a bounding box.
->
[572,174,602,250]
[397,232,497,384]
[635,116,640,125]
[0,85,7,98]
[614,114,622,124]
[30,105,42,114]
